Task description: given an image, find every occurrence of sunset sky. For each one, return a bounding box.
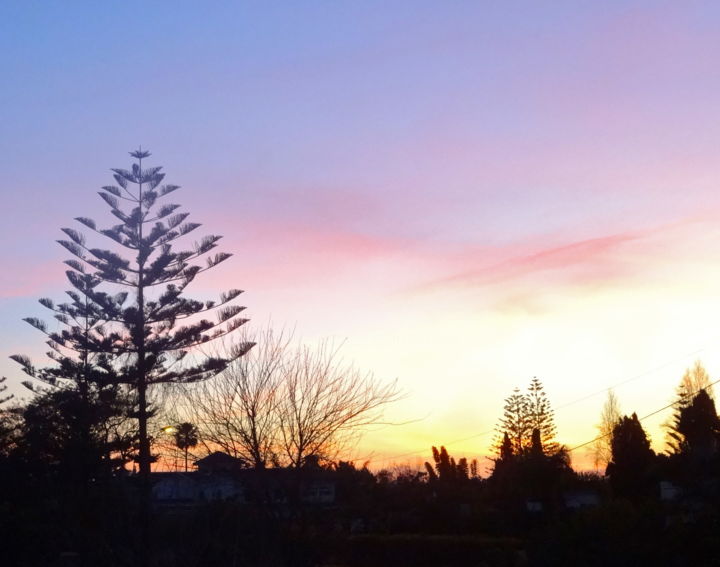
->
[4,1,720,470]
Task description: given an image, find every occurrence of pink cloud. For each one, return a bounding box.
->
[413,210,720,299]
[414,224,675,294]
[205,212,720,301]
[0,259,67,299]
[196,219,420,292]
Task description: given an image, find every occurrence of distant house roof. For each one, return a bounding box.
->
[194,451,247,473]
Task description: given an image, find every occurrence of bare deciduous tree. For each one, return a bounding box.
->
[176,329,287,468]
[589,389,621,470]
[176,329,400,468]
[277,339,400,467]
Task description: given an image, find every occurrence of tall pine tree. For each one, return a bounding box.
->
[495,387,529,455]
[494,377,558,456]
[525,377,558,454]
[665,361,714,454]
[14,149,253,559]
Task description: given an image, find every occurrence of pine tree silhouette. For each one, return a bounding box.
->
[13,149,253,562]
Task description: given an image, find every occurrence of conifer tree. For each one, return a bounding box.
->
[676,390,719,459]
[12,149,252,557]
[525,377,558,454]
[494,378,558,456]
[495,387,529,455]
[665,361,714,454]
[606,413,655,499]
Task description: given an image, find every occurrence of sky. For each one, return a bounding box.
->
[4,1,720,471]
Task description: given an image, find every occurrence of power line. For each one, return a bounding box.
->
[567,377,720,453]
[360,346,711,467]
[555,347,706,411]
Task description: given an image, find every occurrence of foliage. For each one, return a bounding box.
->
[525,377,558,454]
[15,149,252,484]
[0,404,21,458]
[495,387,528,456]
[10,252,139,476]
[490,426,573,507]
[590,389,621,470]
[676,390,720,460]
[0,376,12,405]
[277,339,399,467]
[499,432,513,462]
[8,149,253,565]
[606,413,656,500]
[174,421,199,472]
[174,328,288,468]
[424,446,469,482]
[494,377,558,456]
[665,361,715,455]
[18,385,135,481]
[178,328,400,468]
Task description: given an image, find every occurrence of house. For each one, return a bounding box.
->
[197,474,244,502]
[194,451,247,474]
[152,473,199,509]
[151,471,244,509]
[151,452,337,509]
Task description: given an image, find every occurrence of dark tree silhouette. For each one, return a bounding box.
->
[11,149,253,561]
[499,432,514,461]
[495,387,529,456]
[606,413,656,499]
[176,327,288,469]
[490,425,572,506]
[174,421,199,472]
[10,260,137,482]
[0,376,11,405]
[0,401,20,458]
[526,377,558,454]
[277,339,400,468]
[676,390,719,460]
[494,377,558,456]
[529,427,543,457]
[180,330,399,469]
[665,362,715,454]
[19,386,134,481]
[424,446,468,482]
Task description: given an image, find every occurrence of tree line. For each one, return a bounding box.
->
[0,150,397,566]
[3,150,720,565]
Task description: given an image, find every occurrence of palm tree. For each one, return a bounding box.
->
[174,422,199,472]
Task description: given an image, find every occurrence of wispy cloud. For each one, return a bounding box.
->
[413,221,693,295]
[0,260,66,299]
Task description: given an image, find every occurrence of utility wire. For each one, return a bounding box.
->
[567,377,720,453]
[360,346,711,467]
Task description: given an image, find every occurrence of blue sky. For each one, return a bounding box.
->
[5,1,720,467]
